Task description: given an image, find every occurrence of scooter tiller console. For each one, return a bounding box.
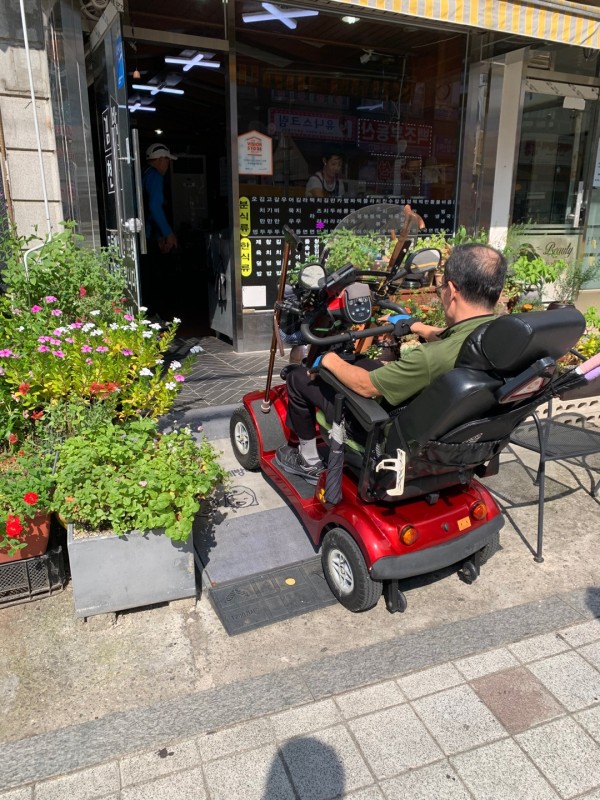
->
[342,283,372,324]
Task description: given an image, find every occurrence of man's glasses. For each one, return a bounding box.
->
[435,281,449,298]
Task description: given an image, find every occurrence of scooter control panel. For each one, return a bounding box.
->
[342,283,372,324]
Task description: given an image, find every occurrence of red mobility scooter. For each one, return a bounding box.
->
[230,205,587,613]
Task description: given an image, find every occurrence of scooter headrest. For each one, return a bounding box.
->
[455,308,586,375]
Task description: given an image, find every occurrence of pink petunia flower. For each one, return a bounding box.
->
[96,346,109,353]
[81,345,92,353]
[174,374,185,382]
[52,350,65,358]
[51,309,62,317]
[124,314,134,322]
[121,349,133,356]
[85,358,93,365]
[38,345,50,353]
[45,295,58,303]
[31,305,42,313]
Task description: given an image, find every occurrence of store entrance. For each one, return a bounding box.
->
[511,78,599,261]
[125,41,228,336]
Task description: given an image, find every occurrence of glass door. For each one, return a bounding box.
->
[511,78,599,262]
[89,2,141,306]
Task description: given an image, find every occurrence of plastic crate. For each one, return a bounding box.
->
[0,547,66,607]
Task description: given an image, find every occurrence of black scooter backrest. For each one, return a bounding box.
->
[388,307,586,450]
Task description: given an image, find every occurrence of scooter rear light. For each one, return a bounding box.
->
[398,525,418,546]
[470,501,487,521]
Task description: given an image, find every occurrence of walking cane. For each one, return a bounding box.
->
[385,204,426,282]
[261,225,302,413]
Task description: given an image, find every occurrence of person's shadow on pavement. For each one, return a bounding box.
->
[263,736,346,800]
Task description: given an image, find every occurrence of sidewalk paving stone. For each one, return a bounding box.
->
[396,662,464,699]
[557,619,600,648]
[279,726,374,800]
[32,763,119,800]
[119,739,200,787]
[527,651,600,711]
[334,680,405,719]
[450,738,560,799]
[348,704,443,780]
[380,761,471,800]
[470,666,565,733]
[201,745,294,800]
[411,684,507,755]
[575,705,600,743]
[516,716,600,799]
[120,768,206,800]
[453,646,520,679]
[269,698,342,740]
[507,631,570,662]
[196,718,274,762]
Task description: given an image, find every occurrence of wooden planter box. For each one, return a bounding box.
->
[67,525,197,618]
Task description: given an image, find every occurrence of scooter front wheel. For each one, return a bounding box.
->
[322,528,383,612]
[230,407,260,470]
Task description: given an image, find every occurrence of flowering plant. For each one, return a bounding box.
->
[53,417,226,541]
[0,301,194,429]
[0,442,55,556]
[1,225,128,322]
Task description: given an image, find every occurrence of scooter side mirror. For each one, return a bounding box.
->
[298,263,326,290]
[405,248,442,276]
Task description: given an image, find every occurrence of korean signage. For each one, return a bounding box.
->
[268,108,355,141]
[358,119,432,157]
[238,131,273,176]
[238,196,454,309]
[101,102,117,195]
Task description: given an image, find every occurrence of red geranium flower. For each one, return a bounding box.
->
[79,286,87,297]
[8,433,17,445]
[18,382,31,395]
[23,492,39,506]
[31,410,44,421]
[6,515,23,537]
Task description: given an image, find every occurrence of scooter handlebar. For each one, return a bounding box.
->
[300,321,394,346]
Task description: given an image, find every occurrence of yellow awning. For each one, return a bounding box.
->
[332,0,600,50]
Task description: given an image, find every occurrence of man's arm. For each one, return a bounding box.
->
[320,352,381,398]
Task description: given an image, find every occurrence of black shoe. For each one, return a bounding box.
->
[274,445,325,485]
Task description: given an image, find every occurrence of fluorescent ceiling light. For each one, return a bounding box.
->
[128,102,156,112]
[242,3,318,30]
[132,83,184,96]
[342,16,360,24]
[165,50,221,71]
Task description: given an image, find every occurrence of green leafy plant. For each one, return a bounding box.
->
[449,225,489,246]
[552,260,600,304]
[0,440,55,556]
[53,418,226,541]
[1,224,128,320]
[319,229,396,272]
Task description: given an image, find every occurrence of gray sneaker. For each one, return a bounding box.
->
[274,445,325,485]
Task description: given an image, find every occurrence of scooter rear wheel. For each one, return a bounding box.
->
[322,527,383,612]
[230,407,260,470]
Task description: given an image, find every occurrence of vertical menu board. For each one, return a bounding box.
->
[238,195,454,309]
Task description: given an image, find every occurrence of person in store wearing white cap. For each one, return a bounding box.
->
[143,143,178,254]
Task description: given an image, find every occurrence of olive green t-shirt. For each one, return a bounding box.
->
[369,315,496,407]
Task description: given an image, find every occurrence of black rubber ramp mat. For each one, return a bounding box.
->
[208,557,336,635]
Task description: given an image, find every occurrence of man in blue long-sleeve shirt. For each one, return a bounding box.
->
[143,143,178,254]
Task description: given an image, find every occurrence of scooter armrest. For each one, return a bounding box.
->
[319,369,389,430]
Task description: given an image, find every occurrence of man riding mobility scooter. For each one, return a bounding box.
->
[230,204,588,613]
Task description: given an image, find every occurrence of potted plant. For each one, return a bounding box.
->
[0,440,55,563]
[52,417,226,617]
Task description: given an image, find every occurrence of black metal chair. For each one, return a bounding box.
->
[509,399,600,562]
